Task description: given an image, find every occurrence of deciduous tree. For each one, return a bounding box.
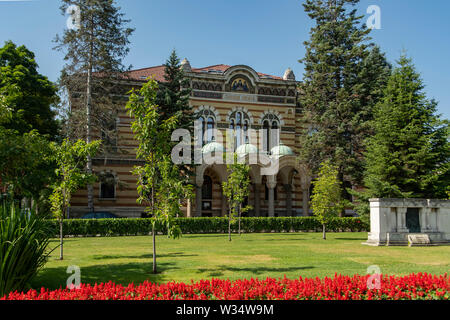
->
[0,129,55,206]
[0,41,59,138]
[311,160,343,240]
[49,138,100,260]
[222,154,252,241]
[126,78,192,274]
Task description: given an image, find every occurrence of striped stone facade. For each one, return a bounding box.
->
[69,62,314,218]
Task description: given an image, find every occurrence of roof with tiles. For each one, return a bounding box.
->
[125,64,284,82]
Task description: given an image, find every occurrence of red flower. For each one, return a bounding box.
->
[1,273,448,300]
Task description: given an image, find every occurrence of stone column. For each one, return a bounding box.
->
[283,184,292,217]
[195,185,202,217]
[266,176,276,217]
[186,198,192,218]
[253,184,261,217]
[421,207,431,232]
[396,207,408,232]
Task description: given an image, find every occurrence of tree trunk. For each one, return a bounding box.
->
[59,219,64,260]
[228,209,232,242]
[86,27,94,213]
[152,224,157,274]
[238,204,241,236]
[151,153,157,273]
[322,224,326,240]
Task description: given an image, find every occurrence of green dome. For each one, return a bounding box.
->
[236,143,258,157]
[202,141,225,154]
[270,144,294,157]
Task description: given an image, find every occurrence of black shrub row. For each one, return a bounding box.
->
[45,217,368,237]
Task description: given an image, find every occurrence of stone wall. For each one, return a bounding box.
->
[365,198,450,246]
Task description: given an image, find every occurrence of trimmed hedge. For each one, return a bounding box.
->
[44,217,368,237]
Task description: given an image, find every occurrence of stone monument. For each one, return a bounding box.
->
[364,198,450,246]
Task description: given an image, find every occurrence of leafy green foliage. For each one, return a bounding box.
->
[0,41,59,138]
[49,138,100,220]
[0,203,53,296]
[311,160,344,238]
[0,128,55,209]
[362,55,449,201]
[0,95,11,122]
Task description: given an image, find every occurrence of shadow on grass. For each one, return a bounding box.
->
[91,252,198,260]
[196,265,315,278]
[31,261,178,290]
[248,238,309,242]
[183,233,312,239]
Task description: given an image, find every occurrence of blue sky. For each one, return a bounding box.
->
[0,0,449,119]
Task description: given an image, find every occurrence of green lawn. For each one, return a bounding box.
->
[32,232,450,290]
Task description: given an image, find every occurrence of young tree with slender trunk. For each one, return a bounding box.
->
[310,160,343,240]
[54,0,134,213]
[222,154,252,241]
[126,78,192,274]
[49,138,100,260]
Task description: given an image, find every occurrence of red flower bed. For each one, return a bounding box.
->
[2,273,448,300]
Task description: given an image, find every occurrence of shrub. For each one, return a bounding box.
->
[43,216,368,237]
[0,203,53,296]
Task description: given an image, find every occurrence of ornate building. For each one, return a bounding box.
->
[69,61,315,218]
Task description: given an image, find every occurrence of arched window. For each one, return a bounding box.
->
[207,117,214,143]
[229,110,250,150]
[196,110,216,146]
[198,116,205,146]
[100,173,116,199]
[262,114,280,153]
[263,120,270,152]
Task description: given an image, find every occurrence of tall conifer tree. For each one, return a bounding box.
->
[156,50,193,131]
[54,0,134,212]
[363,55,449,200]
[297,0,389,208]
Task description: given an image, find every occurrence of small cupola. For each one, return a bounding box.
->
[270,143,295,158]
[283,68,295,81]
[180,58,192,73]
